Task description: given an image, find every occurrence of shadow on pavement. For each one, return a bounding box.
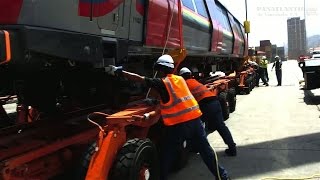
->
[170,132,320,180]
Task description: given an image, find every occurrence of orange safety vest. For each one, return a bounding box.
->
[160,74,202,126]
[185,79,215,102]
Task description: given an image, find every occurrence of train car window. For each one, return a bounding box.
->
[221,10,232,32]
[194,0,208,18]
[234,22,244,41]
[182,0,196,11]
[216,5,231,32]
[229,16,239,36]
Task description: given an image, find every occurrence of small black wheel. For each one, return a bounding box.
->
[218,91,230,121]
[76,142,97,180]
[245,78,251,94]
[227,88,237,113]
[109,138,159,180]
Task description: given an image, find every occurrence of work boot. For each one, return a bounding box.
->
[225,146,237,156]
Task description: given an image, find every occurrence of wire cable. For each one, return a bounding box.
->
[87,112,106,134]
[146,0,175,99]
[212,146,222,180]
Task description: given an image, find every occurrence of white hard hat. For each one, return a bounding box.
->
[155,54,174,69]
[179,67,192,75]
[262,56,267,60]
[275,55,280,59]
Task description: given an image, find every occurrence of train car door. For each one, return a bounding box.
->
[97,0,127,37]
[127,0,145,41]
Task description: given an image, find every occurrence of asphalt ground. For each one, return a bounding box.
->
[170,60,320,180]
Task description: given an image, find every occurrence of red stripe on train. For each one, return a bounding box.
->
[0,0,23,24]
[79,0,123,17]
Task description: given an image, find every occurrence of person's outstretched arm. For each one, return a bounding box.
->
[122,71,146,83]
[105,65,146,82]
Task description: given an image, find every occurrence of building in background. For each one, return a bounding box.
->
[287,17,307,59]
[260,40,272,60]
[272,44,277,60]
[277,47,285,61]
[254,41,285,62]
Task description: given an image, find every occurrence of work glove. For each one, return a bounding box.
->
[132,113,150,121]
[105,65,123,76]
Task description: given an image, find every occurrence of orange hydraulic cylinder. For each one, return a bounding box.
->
[85,130,126,180]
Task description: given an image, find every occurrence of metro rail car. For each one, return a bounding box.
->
[0,0,247,119]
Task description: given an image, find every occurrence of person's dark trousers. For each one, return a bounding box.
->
[160,118,229,180]
[263,68,269,81]
[256,67,268,85]
[200,99,236,150]
[276,70,282,86]
[255,72,260,86]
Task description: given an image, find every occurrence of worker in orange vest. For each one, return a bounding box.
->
[107,54,230,180]
[179,67,237,156]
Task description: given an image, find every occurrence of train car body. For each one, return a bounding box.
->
[0,0,247,120]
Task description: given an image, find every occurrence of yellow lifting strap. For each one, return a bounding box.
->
[167,48,187,74]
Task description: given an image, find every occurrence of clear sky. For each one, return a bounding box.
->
[218,0,320,47]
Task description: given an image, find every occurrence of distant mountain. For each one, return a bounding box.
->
[308,35,320,49]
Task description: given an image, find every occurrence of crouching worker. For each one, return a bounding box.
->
[179,67,237,156]
[106,54,230,180]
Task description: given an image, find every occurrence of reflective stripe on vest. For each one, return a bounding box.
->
[186,79,215,102]
[160,75,202,126]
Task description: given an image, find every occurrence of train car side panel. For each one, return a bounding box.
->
[240,23,248,56]
[228,12,242,56]
[206,0,233,55]
[181,1,211,53]
[215,4,233,55]
[145,0,182,48]
[204,0,220,53]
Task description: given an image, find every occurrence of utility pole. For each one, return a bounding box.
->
[304,0,308,54]
[245,0,248,45]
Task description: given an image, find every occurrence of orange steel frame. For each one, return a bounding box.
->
[0,30,11,65]
[85,103,160,180]
[0,121,99,179]
[238,66,255,90]
[206,78,230,95]
[205,72,238,96]
[0,101,159,180]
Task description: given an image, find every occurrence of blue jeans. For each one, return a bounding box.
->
[200,99,236,148]
[160,118,229,180]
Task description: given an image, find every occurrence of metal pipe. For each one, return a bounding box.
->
[245,0,248,21]
[245,0,249,49]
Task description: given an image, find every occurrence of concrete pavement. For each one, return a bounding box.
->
[170,60,320,180]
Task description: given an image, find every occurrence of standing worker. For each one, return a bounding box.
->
[261,56,269,82]
[179,67,237,156]
[272,55,282,86]
[255,57,269,87]
[106,54,230,180]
